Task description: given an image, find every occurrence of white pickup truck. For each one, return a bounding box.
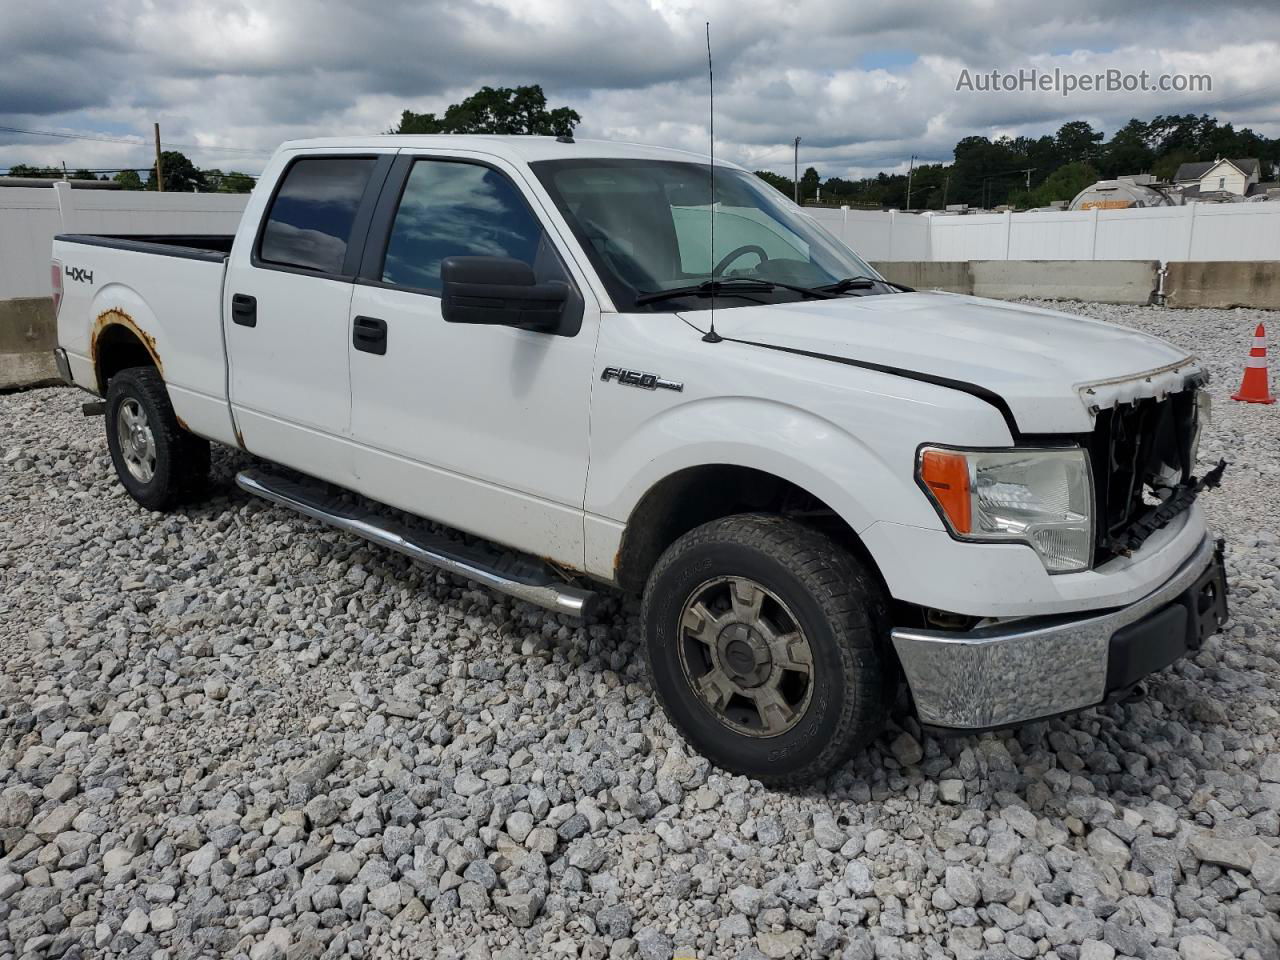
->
[52,135,1227,784]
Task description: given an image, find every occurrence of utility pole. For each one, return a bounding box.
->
[793,137,801,204]
[153,123,164,192]
[942,174,950,208]
[906,154,917,211]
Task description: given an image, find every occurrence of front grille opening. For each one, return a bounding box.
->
[1087,391,1198,565]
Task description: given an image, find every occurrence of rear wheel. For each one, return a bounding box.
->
[105,366,210,511]
[642,514,889,786]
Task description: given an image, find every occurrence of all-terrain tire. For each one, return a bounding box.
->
[105,366,210,511]
[641,514,889,786]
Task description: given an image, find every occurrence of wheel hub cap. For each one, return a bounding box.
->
[717,623,772,687]
[116,398,157,484]
[677,576,815,738]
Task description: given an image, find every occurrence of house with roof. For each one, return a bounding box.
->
[1173,158,1266,200]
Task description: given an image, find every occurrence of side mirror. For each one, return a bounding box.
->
[441,256,568,333]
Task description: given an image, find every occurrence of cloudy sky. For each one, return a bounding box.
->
[3,0,1279,181]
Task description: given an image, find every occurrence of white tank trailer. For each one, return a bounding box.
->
[1070,175,1176,211]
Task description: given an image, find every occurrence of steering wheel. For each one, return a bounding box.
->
[713,244,770,277]
[580,215,653,290]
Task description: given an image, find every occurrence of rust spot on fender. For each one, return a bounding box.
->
[174,413,190,431]
[90,308,163,378]
[233,424,246,450]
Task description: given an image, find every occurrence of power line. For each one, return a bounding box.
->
[1,167,149,175]
[1,167,259,177]
[0,124,270,156]
[1198,79,1280,112]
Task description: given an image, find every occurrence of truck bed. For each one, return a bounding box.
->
[54,233,235,262]
[53,231,237,448]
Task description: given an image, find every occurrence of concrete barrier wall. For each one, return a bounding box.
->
[0,297,57,389]
[1163,261,1280,310]
[872,260,1160,305]
[970,260,1159,304]
[871,261,973,294]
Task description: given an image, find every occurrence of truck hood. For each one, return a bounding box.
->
[691,291,1202,435]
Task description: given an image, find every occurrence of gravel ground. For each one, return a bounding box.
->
[1,302,1278,960]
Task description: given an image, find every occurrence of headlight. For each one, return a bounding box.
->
[917,446,1094,573]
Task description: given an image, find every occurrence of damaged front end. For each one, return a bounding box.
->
[1080,369,1225,563]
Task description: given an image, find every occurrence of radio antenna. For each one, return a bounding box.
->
[703,21,721,343]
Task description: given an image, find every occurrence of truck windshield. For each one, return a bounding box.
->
[530,158,883,312]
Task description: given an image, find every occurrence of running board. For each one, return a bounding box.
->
[235,469,600,618]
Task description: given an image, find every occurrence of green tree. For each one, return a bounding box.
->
[150,150,206,192]
[1146,114,1215,155]
[1101,119,1154,177]
[6,163,62,178]
[113,170,144,190]
[746,109,1279,214]
[1054,121,1103,164]
[394,85,580,137]
[754,170,794,197]
[950,135,1008,206]
[1008,162,1100,209]
[203,169,256,193]
[4,164,102,180]
[221,171,256,193]
[799,166,821,202]
[1151,149,1196,182]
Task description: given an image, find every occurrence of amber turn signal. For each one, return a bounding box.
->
[919,449,972,534]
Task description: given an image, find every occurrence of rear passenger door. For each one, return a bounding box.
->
[224,150,394,484]
[345,153,599,565]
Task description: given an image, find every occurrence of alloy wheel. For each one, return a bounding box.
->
[677,576,815,737]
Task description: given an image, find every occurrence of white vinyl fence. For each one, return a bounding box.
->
[0,186,249,299]
[5,184,1280,302]
[807,200,1280,264]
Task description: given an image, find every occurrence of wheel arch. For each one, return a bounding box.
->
[613,462,887,600]
[91,309,162,395]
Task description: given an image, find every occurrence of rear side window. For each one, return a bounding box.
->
[259,157,376,274]
[381,160,552,294]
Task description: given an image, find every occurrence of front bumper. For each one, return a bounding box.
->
[890,534,1228,729]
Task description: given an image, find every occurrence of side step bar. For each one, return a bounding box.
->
[235,469,600,619]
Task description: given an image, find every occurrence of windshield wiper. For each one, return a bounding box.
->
[635,277,837,306]
[816,275,914,294]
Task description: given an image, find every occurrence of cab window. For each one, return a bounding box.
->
[258,157,377,274]
[380,160,563,295]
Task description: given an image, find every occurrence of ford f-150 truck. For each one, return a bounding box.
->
[51,135,1228,785]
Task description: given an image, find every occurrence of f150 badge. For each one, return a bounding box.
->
[601,366,683,392]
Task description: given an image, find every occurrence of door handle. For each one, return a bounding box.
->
[352,315,388,355]
[231,294,257,327]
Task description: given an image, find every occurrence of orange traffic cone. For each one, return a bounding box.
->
[1232,322,1275,404]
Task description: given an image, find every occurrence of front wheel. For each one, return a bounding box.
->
[641,514,889,786]
[105,366,210,511]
